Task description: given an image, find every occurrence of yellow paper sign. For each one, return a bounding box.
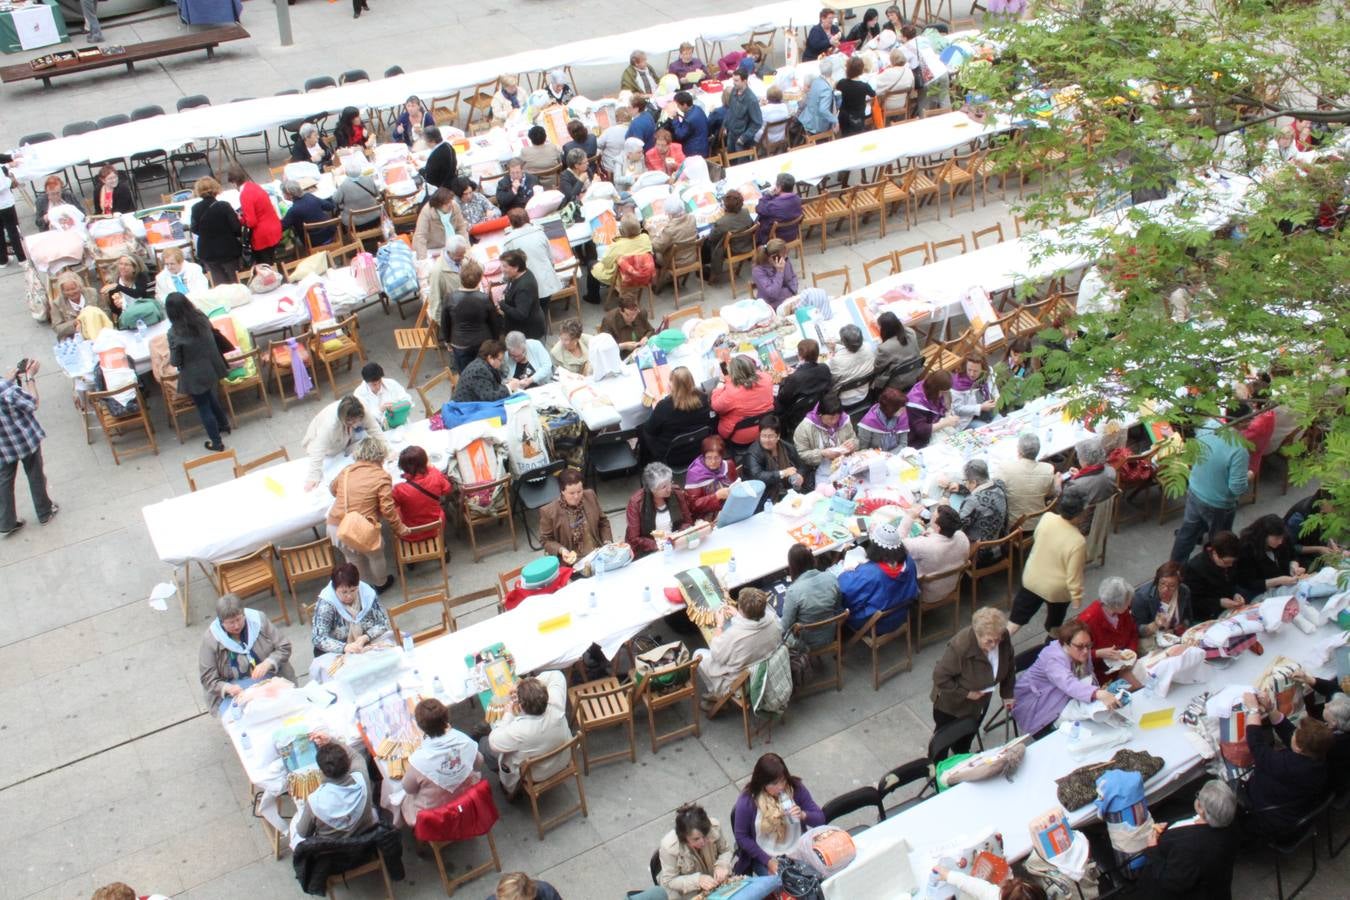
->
[538,613,572,633]
[263,476,285,497]
[860,143,878,152]
[700,547,733,566]
[1139,707,1175,730]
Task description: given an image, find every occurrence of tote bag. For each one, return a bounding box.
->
[335,470,383,553]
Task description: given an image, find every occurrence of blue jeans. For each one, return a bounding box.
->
[191,389,228,447]
[1169,491,1237,562]
[451,345,477,373]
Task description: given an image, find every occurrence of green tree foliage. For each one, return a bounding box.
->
[960,0,1350,542]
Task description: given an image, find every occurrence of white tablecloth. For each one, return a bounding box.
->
[824,619,1340,899]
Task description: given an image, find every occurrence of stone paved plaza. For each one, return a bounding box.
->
[0,2,1345,897]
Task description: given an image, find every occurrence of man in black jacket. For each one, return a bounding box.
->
[419,126,457,191]
[494,157,539,213]
[497,249,546,340]
[1138,779,1240,899]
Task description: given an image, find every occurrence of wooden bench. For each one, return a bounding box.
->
[1,24,249,88]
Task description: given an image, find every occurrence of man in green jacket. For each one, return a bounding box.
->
[1170,420,1251,562]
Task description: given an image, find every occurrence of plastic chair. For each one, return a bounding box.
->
[1267,795,1334,900]
[821,786,886,835]
[587,428,640,485]
[877,758,932,815]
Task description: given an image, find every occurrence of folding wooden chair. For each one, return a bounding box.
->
[793,611,848,696]
[234,447,289,477]
[722,226,759,299]
[965,530,1022,609]
[394,521,449,603]
[929,235,968,262]
[216,544,291,625]
[812,267,853,295]
[183,448,239,491]
[416,367,457,418]
[635,656,702,753]
[452,474,517,562]
[703,670,767,749]
[88,384,158,464]
[767,217,806,275]
[863,253,899,285]
[160,376,203,443]
[279,538,335,623]
[519,735,588,839]
[387,590,456,644]
[971,223,1005,250]
[895,243,933,272]
[847,610,913,690]
[568,677,637,774]
[265,331,316,410]
[393,304,440,387]
[916,564,967,646]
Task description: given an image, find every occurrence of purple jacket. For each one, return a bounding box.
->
[732,783,826,873]
[755,191,803,244]
[752,259,799,308]
[1012,640,1099,736]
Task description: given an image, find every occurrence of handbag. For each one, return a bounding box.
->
[617,252,655,287]
[239,223,254,269]
[633,640,691,693]
[335,470,383,554]
[249,264,283,294]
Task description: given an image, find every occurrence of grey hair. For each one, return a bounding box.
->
[507,156,525,170]
[643,462,674,492]
[1075,437,1106,468]
[548,67,568,85]
[1196,779,1237,828]
[299,122,318,140]
[504,331,527,351]
[839,324,864,353]
[445,235,469,256]
[564,147,588,168]
[971,606,1008,640]
[963,459,990,484]
[352,436,388,463]
[282,179,303,200]
[664,195,687,217]
[1325,694,1350,733]
[1098,576,1134,612]
[628,51,646,66]
[1018,432,1041,460]
[802,70,818,87]
[215,593,245,621]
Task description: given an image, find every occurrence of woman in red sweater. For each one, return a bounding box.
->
[226,163,283,265]
[392,446,451,540]
[711,355,775,448]
[1076,576,1142,686]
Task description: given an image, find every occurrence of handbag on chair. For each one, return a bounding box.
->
[335,470,383,554]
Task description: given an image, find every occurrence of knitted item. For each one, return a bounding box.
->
[1054,749,1164,811]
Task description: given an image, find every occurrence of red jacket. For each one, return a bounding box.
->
[711,373,775,444]
[645,142,686,173]
[1242,409,1276,478]
[684,458,738,518]
[392,468,451,538]
[238,180,283,251]
[625,486,694,557]
[1077,599,1139,684]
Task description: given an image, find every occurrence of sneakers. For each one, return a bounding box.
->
[204,440,225,452]
[0,519,23,537]
[39,504,59,525]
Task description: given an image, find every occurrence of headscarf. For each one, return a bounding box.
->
[858,402,909,449]
[307,774,369,831]
[906,379,947,417]
[803,402,848,442]
[685,455,732,491]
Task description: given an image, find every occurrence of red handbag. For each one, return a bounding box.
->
[413,778,499,843]
[618,252,655,287]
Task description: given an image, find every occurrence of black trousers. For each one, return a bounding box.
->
[0,206,25,263]
[933,706,984,757]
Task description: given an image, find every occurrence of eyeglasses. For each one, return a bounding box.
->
[1069,641,1093,650]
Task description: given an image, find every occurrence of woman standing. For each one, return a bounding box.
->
[165,293,231,451]
[538,469,613,565]
[189,177,243,285]
[226,164,283,265]
[444,261,501,372]
[931,607,1016,754]
[835,56,877,137]
[732,753,826,876]
[325,437,410,591]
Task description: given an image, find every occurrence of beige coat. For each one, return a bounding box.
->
[486,670,572,793]
[657,820,735,899]
[999,456,1058,528]
[326,460,410,538]
[47,286,108,340]
[198,612,296,714]
[699,611,783,698]
[903,528,971,605]
[652,214,700,271]
[302,399,385,485]
[412,200,468,258]
[1021,512,1086,606]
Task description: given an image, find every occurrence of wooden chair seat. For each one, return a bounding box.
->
[159,375,203,443]
[802,189,854,252]
[793,611,847,696]
[635,656,702,753]
[220,348,272,424]
[848,611,913,690]
[568,676,637,773]
[88,384,158,464]
[311,315,367,397]
[394,521,449,602]
[183,448,239,491]
[216,544,290,625]
[278,537,333,623]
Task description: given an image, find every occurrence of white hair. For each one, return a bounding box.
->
[444,235,469,256]
[1098,576,1134,612]
[1326,694,1350,733]
[342,155,364,177]
[215,593,244,620]
[643,462,674,492]
[971,607,1008,640]
[963,459,990,484]
[1196,780,1237,828]
[664,196,686,217]
[282,179,303,200]
[504,331,527,351]
[298,122,319,140]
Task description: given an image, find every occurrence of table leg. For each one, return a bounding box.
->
[206,46,215,60]
[125,61,134,74]
[41,77,51,88]
[179,563,191,626]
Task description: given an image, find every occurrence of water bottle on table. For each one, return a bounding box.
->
[136,318,147,340]
[662,538,674,565]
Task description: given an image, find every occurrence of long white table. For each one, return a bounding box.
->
[823,615,1342,899]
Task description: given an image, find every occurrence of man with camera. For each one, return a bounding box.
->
[1,360,57,536]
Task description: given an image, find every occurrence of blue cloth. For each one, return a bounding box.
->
[627,112,657,150]
[797,77,838,134]
[441,399,508,428]
[671,105,711,158]
[838,560,918,635]
[177,0,242,25]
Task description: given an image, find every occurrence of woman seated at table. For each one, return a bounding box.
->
[290,122,334,168]
[99,254,154,321]
[398,698,483,829]
[550,318,591,376]
[741,415,812,506]
[598,295,655,359]
[645,128,685,176]
[559,149,593,206]
[951,352,1000,428]
[93,165,135,216]
[628,803,779,900]
[856,387,909,451]
[48,271,107,339]
[586,214,652,305]
[695,588,783,703]
[1235,513,1306,599]
[639,366,713,464]
[1076,576,1144,687]
[906,370,959,449]
[333,156,383,235]
[450,177,494,230]
[616,137,649,184]
[625,462,697,558]
[391,446,450,540]
[796,69,838,137]
[1182,531,1247,621]
[562,120,598,170]
[781,543,842,651]
[712,355,775,449]
[1013,619,1122,738]
[732,752,824,877]
[794,393,858,482]
[452,340,522,403]
[325,438,411,593]
[684,435,738,517]
[311,563,397,675]
[522,125,563,176]
[391,96,435,147]
[1059,437,1117,519]
[33,175,81,230]
[490,75,524,122]
[872,311,924,393]
[544,68,575,105]
[294,740,378,841]
[280,180,337,249]
[839,521,920,638]
[333,107,374,151]
[538,469,614,566]
[875,47,916,116]
[1240,689,1332,841]
[703,190,753,280]
[1131,560,1194,645]
[413,187,468,258]
[198,592,295,716]
[445,261,501,372]
[153,247,208,301]
[751,239,799,310]
[666,41,708,90]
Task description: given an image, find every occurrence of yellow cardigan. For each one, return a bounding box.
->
[591,233,653,286]
[1021,512,1086,606]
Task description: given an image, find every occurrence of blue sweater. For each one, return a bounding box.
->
[670,105,710,158]
[838,560,918,635]
[1188,423,1249,510]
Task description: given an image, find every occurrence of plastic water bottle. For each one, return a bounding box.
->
[1046,425,1055,449]
[240,731,251,751]
[231,700,244,722]
[663,539,674,565]
[764,498,774,515]
[643,585,652,605]
[779,792,794,813]
[402,632,415,654]
[135,318,147,340]
[588,589,598,612]
[432,674,444,698]
[1070,721,1082,744]
[728,554,737,578]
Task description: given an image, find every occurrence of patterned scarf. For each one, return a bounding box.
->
[755,786,793,844]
